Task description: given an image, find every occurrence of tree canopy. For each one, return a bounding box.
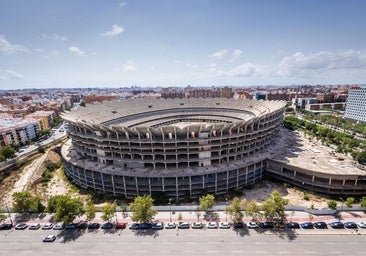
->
[85,202,97,222]
[101,202,116,222]
[47,195,84,225]
[129,195,157,223]
[12,191,45,214]
[0,146,16,162]
[199,194,215,212]
[227,197,243,222]
[244,200,261,221]
[261,190,289,222]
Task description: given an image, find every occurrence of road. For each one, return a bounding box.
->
[0,228,365,256]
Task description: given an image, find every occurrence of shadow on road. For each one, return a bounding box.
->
[57,229,86,243]
[252,227,298,241]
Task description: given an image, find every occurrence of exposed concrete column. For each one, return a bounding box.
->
[202,175,205,189]
[162,177,165,192]
[343,180,346,186]
[135,177,139,194]
[176,177,179,198]
[148,177,152,196]
[189,176,192,195]
[226,171,229,192]
[245,166,248,185]
[111,175,115,195]
[215,173,218,194]
[355,179,358,187]
[101,172,105,193]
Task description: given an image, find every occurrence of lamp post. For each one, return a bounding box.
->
[339,197,344,221]
[114,200,118,223]
[5,203,13,226]
[225,198,228,223]
[169,198,172,223]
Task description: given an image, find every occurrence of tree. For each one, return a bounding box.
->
[79,102,86,107]
[12,191,34,213]
[129,195,157,223]
[345,197,355,208]
[85,202,97,222]
[261,190,289,222]
[199,194,215,212]
[47,195,84,225]
[101,203,116,222]
[328,200,337,210]
[361,197,366,208]
[356,150,366,165]
[227,197,243,222]
[0,146,16,160]
[244,200,261,221]
[30,195,45,213]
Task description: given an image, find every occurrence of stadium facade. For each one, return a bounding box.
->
[344,85,366,123]
[61,98,286,199]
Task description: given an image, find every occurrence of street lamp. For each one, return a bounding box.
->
[114,200,118,223]
[5,203,13,226]
[339,197,344,221]
[169,199,172,223]
[225,198,228,223]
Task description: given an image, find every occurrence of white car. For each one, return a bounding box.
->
[219,222,231,229]
[207,222,218,229]
[53,223,63,230]
[42,223,53,230]
[247,221,258,229]
[358,221,366,228]
[191,222,203,229]
[165,222,176,229]
[43,235,56,242]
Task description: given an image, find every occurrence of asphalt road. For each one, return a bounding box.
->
[1,228,365,256]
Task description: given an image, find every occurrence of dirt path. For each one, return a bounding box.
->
[3,151,50,205]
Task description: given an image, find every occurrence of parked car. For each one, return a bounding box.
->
[152,222,164,230]
[76,222,88,229]
[42,223,53,230]
[29,223,41,230]
[358,221,366,228]
[259,222,274,229]
[219,222,231,229]
[43,235,56,242]
[247,222,258,229]
[165,222,176,229]
[330,221,344,229]
[191,222,203,229]
[344,222,358,229]
[129,223,140,230]
[65,223,77,229]
[116,222,127,229]
[286,222,300,229]
[207,222,218,229]
[101,222,114,229]
[178,222,190,229]
[15,223,28,230]
[233,222,245,229]
[88,222,100,229]
[53,223,63,230]
[314,222,327,229]
[0,223,13,230]
[139,223,153,230]
[301,222,314,229]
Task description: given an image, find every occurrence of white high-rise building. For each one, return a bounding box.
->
[344,85,366,122]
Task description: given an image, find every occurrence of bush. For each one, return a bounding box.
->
[303,193,310,201]
[328,200,337,210]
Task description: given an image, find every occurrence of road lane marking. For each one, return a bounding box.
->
[231,251,244,253]
[208,251,219,253]
[255,251,267,254]
[135,251,147,253]
[112,251,124,254]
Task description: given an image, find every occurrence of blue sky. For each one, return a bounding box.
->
[1,0,366,89]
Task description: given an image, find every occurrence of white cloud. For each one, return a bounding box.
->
[278,50,366,76]
[68,46,85,56]
[209,62,261,77]
[43,50,60,59]
[209,49,228,59]
[186,63,199,69]
[209,62,217,73]
[42,33,67,41]
[230,49,242,62]
[0,35,27,54]
[5,70,24,80]
[119,2,126,7]
[102,24,125,37]
[174,60,181,64]
[0,75,7,80]
[122,60,137,72]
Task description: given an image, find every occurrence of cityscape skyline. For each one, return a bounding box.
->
[1,0,366,89]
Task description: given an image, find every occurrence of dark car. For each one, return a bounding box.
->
[138,223,152,230]
[76,222,88,229]
[344,222,357,229]
[88,222,100,229]
[233,222,245,229]
[151,222,164,230]
[301,222,314,229]
[259,222,274,229]
[330,221,344,229]
[0,223,13,230]
[101,222,114,229]
[65,223,77,229]
[287,222,300,229]
[129,223,140,230]
[314,221,327,229]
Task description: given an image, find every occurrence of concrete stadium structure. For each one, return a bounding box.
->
[61,98,286,199]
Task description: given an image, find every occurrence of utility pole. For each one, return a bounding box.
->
[169,198,172,223]
[225,198,228,223]
[5,203,13,226]
[114,200,118,223]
